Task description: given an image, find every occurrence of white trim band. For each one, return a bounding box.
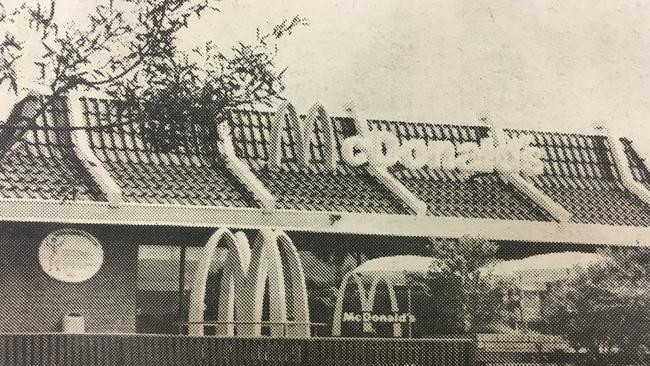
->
[0,198,648,247]
[595,121,650,207]
[67,92,123,206]
[218,122,276,209]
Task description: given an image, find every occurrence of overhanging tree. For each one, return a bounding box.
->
[0,0,306,139]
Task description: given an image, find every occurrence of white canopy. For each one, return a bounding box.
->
[481,251,610,290]
[354,255,435,273]
[349,255,440,285]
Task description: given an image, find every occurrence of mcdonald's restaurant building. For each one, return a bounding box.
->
[1,91,650,339]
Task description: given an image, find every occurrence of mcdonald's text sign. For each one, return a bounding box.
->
[341,131,544,177]
[343,312,416,324]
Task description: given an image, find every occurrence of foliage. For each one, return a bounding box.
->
[0,0,306,148]
[427,235,499,275]
[411,235,503,335]
[1,0,217,94]
[541,247,650,360]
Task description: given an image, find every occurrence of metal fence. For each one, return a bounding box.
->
[178,320,331,337]
[3,333,644,366]
[475,333,650,366]
[0,333,474,366]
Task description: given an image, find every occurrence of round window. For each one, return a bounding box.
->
[39,229,104,283]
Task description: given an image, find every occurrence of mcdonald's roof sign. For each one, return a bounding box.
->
[1,91,650,247]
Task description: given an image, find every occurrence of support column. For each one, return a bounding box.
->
[176,244,187,332]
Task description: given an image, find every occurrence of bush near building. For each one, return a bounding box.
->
[541,247,650,363]
[410,235,505,335]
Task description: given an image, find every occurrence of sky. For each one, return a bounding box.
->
[1,0,649,147]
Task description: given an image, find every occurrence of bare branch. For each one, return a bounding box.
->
[1,0,306,153]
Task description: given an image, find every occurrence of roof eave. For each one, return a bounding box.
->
[0,198,648,247]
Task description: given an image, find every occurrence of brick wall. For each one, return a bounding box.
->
[0,222,138,333]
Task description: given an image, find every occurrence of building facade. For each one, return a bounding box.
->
[1,91,650,336]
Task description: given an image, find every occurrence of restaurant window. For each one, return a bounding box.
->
[136,245,207,334]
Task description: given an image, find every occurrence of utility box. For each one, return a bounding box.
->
[62,312,85,334]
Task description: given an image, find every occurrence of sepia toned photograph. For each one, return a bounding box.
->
[1,0,649,365]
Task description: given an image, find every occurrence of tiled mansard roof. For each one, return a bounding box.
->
[80,97,258,207]
[367,117,650,226]
[0,95,258,207]
[367,121,553,221]
[503,130,650,226]
[1,93,650,227]
[226,109,412,214]
[0,95,105,201]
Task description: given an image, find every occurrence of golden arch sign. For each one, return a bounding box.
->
[188,228,310,337]
[332,272,403,337]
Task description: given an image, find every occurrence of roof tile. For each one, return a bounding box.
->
[507,130,650,227]
[80,97,259,208]
[226,110,414,214]
[0,95,105,202]
[369,120,553,221]
[2,95,650,228]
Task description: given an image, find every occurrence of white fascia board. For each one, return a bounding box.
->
[346,104,429,216]
[595,122,650,206]
[217,123,276,209]
[0,198,648,247]
[67,92,123,206]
